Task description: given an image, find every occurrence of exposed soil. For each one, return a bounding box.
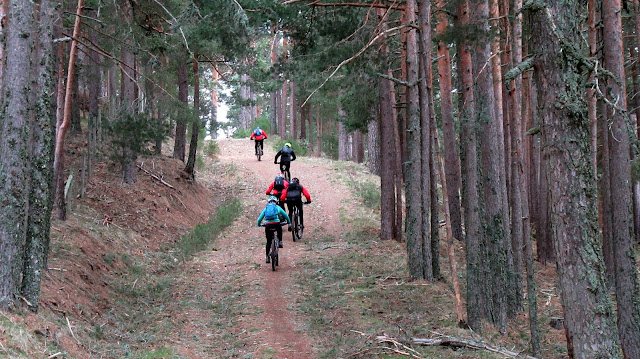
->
[162,138,357,358]
[1,138,357,358]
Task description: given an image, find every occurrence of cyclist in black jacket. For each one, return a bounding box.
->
[274,143,296,180]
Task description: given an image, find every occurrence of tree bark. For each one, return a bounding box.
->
[529,2,622,357]
[403,0,424,280]
[417,0,433,281]
[21,0,56,310]
[470,0,510,332]
[120,0,137,184]
[54,0,84,219]
[173,55,188,162]
[0,0,38,309]
[436,0,463,243]
[367,116,381,175]
[184,54,200,181]
[456,0,483,332]
[290,81,297,140]
[602,1,640,356]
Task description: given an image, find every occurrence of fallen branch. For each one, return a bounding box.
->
[376,334,538,359]
[137,164,175,189]
[66,316,82,345]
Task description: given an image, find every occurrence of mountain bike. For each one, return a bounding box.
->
[276,162,291,181]
[289,201,310,242]
[254,140,263,161]
[262,221,288,271]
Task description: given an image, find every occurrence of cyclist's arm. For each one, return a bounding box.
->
[274,151,281,162]
[277,206,291,223]
[266,183,274,195]
[302,187,311,202]
[280,188,287,202]
[257,210,266,226]
[291,152,296,161]
[263,131,268,139]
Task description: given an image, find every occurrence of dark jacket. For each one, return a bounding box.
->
[274,146,296,163]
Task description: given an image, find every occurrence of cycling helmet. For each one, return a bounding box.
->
[284,142,292,148]
[290,177,299,185]
[268,195,278,203]
[275,173,284,179]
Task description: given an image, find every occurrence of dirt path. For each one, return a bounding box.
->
[167,139,354,358]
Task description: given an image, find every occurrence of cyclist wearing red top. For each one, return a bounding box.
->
[266,173,289,211]
[280,177,311,231]
[249,127,268,155]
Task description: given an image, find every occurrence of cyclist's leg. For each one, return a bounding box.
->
[285,162,291,180]
[264,226,272,262]
[297,199,304,227]
[276,224,283,247]
[258,139,263,153]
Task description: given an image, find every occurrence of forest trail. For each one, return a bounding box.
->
[166,138,356,358]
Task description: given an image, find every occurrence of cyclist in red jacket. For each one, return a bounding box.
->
[266,173,288,211]
[280,177,311,231]
[249,127,268,155]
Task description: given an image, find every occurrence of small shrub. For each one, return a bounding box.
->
[203,140,219,157]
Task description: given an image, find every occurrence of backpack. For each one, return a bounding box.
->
[264,203,280,222]
[254,128,262,136]
[274,176,285,191]
[286,183,302,200]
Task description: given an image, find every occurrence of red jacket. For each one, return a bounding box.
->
[266,179,289,197]
[280,184,311,203]
[250,129,267,141]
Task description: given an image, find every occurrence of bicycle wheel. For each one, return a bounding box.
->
[292,208,300,241]
[271,241,277,271]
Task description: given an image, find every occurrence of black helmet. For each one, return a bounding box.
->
[290,177,299,185]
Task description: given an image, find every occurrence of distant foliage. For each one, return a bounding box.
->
[105,111,169,167]
[272,138,308,157]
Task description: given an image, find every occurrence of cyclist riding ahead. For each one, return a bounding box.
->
[280,177,311,232]
[249,126,268,155]
[257,195,291,263]
[266,173,288,211]
[274,142,296,180]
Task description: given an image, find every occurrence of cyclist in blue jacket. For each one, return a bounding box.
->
[257,195,291,262]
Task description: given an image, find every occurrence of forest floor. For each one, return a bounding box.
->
[0,138,569,359]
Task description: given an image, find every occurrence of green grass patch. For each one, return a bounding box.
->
[178,197,243,260]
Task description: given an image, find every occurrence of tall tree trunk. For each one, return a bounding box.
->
[279,79,288,138]
[417,0,433,281]
[457,0,484,331]
[21,0,56,310]
[512,0,539,354]
[529,3,622,357]
[338,101,349,161]
[120,0,137,184]
[602,1,640,356]
[380,71,397,241]
[173,56,188,162]
[0,0,38,309]
[184,54,201,181]
[436,0,463,243]
[315,105,322,156]
[300,103,308,141]
[470,0,510,332]
[352,130,364,163]
[403,0,424,279]
[290,81,297,140]
[53,0,84,220]
[367,117,381,175]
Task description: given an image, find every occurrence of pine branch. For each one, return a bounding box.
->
[301,23,412,107]
[504,57,534,89]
